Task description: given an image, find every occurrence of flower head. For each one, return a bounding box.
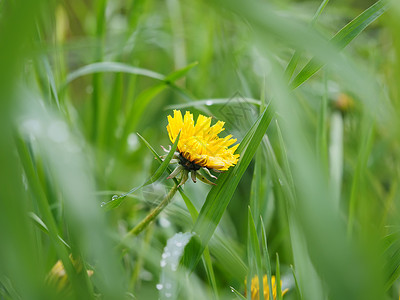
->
[165,110,240,186]
[246,275,288,300]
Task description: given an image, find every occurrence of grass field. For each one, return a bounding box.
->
[1,0,400,299]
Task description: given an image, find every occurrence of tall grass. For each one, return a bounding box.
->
[0,0,399,299]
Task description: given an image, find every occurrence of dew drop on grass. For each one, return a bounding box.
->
[160,260,167,267]
[111,195,119,201]
[156,284,163,290]
[165,292,172,298]
[100,202,106,207]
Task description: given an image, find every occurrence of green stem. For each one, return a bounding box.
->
[125,184,179,238]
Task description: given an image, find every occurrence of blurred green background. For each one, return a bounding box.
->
[0,0,400,299]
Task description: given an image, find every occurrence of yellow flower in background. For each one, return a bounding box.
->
[165,110,240,186]
[246,275,288,300]
[46,256,93,293]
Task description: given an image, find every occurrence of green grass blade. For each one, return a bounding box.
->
[276,253,282,300]
[260,217,274,300]
[28,212,70,249]
[181,104,274,271]
[248,208,264,300]
[165,61,198,82]
[284,0,330,81]
[231,286,247,300]
[290,0,390,89]
[290,265,303,300]
[64,62,165,86]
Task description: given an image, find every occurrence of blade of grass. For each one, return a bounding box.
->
[28,212,70,249]
[16,136,92,298]
[290,0,390,89]
[260,217,274,300]
[248,208,264,300]
[290,265,304,300]
[230,286,247,300]
[276,253,282,300]
[181,103,274,271]
[62,62,165,88]
[284,0,330,81]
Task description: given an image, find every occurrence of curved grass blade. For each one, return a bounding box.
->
[284,0,330,81]
[181,104,274,271]
[64,62,165,86]
[101,132,180,210]
[290,0,390,89]
[165,61,198,82]
[28,212,70,249]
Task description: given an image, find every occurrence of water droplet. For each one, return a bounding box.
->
[162,252,170,259]
[160,260,167,267]
[100,202,106,207]
[156,284,163,290]
[175,242,182,247]
[278,178,284,186]
[112,195,119,201]
[165,292,172,298]
[206,100,213,106]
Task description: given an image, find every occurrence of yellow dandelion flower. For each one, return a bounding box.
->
[46,255,93,293]
[164,109,240,186]
[245,275,288,300]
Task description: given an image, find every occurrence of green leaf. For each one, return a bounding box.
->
[290,0,390,89]
[181,104,274,271]
[276,253,282,300]
[230,286,247,300]
[165,61,198,82]
[64,62,165,86]
[28,212,70,249]
[248,208,264,300]
[383,229,400,290]
[101,132,180,210]
[260,218,274,300]
[290,265,304,300]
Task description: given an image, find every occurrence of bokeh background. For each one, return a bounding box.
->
[1,0,400,299]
